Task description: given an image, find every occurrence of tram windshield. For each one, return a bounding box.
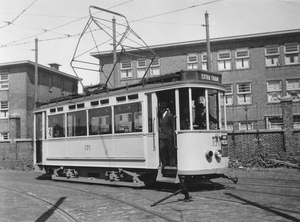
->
[179,87,224,130]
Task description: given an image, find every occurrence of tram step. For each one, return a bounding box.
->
[156,167,179,183]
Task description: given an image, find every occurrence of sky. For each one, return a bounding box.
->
[1,0,300,89]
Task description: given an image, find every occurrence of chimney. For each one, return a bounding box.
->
[48,63,61,70]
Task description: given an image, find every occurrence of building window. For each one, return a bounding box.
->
[286,79,300,100]
[284,43,299,65]
[187,53,198,70]
[294,114,300,129]
[266,116,282,129]
[267,80,282,102]
[120,60,132,79]
[226,122,234,131]
[235,48,250,69]
[266,114,300,129]
[0,101,9,118]
[0,132,9,140]
[150,57,160,76]
[237,83,251,105]
[201,52,212,71]
[239,122,253,130]
[137,58,146,78]
[0,73,9,90]
[217,50,231,71]
[223,84,233,105]
[265,45,280,67]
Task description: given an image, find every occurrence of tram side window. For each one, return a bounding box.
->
[89,107,112,135]
[48,114,65,138]
[114,102,142,133]
[67,111,87,137]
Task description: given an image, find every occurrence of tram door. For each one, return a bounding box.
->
[156,90,177,167]
[34,112,44,164]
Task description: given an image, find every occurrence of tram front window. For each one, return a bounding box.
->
[192,88,220,130]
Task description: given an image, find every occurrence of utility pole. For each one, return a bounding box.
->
[112,17,117,88]
[205,11,212,71]
[34,38,38,109]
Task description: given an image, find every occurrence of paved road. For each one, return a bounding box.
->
[0,168,299,222]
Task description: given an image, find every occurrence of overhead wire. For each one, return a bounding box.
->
[1,0,221,49]
[0,0,38,29]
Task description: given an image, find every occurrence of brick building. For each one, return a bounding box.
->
[0,60,80,140]
[93,29,300,130]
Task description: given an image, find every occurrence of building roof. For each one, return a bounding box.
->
[0,60,82,81]
[91,28,300,58]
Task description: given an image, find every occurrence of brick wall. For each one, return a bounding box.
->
[0,139,33,170]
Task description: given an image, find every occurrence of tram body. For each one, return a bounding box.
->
[34,70,229,186]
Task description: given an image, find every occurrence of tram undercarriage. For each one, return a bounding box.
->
[40,165,237,188]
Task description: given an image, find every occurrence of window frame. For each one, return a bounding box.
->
[286,78,300,101]
[120,60,133,79]
[235,48,250,69]
[237,82,252,105]
[265,45,280,67]
[267,80,282,103]
[284,43,299,65]
[0,101,9,119]
[187,53,198,70]
[0,73,9,90]
[217,50,231,71]
[150,57,160,76]
[137,58,147,78]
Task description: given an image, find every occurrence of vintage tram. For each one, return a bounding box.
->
[34,69,236,191]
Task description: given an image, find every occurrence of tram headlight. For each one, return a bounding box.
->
[205,150,213,159]
[215,149,222,159]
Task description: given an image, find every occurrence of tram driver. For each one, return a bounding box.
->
[158,102,177,167]
[194,103,218,129]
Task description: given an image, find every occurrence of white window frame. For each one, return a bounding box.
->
[137,58,146,79]
[201,52,212,71]
[0,73,9,90]
[265,45,280,67]
[237,83,252,105]
[235,48,250,69]
[0,101,9,118]
[187,53,198,70]
[267,80,282,103]
[150,57,160,76]
[120,60,132,79]
[266,115,283,129]
[284,43,299,65]
[217,50,231,71]
[224,84,233,105]
[286,79,300,100]
[239,122,253,130]
[0,132,9,140]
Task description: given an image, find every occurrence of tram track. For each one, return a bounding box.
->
[2,171,300,221]
[0,180,180,222]
[0,185,80,222]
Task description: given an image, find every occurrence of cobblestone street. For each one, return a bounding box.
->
[0,168,300,222]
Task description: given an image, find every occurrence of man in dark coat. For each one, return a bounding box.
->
[158,103,176,167]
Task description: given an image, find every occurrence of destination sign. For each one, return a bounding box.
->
[200,73,221,83]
